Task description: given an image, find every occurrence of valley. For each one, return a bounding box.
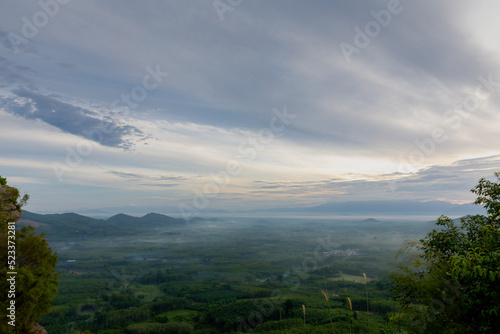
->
[23,212,436,333]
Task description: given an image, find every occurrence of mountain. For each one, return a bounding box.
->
[17,199,486,238]
[248,200,485,216]
[18,211,189,238]
[22,211,101,225]
[361,218,380,223]
[140,213,185,226]
[67,199,486,218]
[106,213,140,225]
[444,202,485,216]
[307,200,456,215]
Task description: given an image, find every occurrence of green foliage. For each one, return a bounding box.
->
[0,176,6,186]
[473,172,500,220]
[94,307,151,330]
[149,298,190,314]
[253,318,304,332]
[126,322,193,334]
[154,314,170,323]
[0,178,59,333]
[190,289,247,303]
[390,172,500,333]
[102,289,141,310]
[137,269,191,285]
[202,299,281,332]
[0,225,60,332]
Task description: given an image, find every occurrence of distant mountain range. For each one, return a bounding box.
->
[60,199,486,218]
[18,211,196,238]
[247,200,485,216]
[20,200,486,235]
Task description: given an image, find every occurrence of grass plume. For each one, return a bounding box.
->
[321,290,336,334]
[364,273,370,333]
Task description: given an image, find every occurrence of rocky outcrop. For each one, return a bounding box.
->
[0,184,23,222]
[29,323,48,334]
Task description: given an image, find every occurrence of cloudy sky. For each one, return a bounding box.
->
[1,0,499,215]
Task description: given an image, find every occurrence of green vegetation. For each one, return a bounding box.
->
[0,176,59,333]
[30,211,415,333]
[390,172,500,333]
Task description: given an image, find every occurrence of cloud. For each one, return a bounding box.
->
[139,183,179,188]
[0,29,38,54]
[108,171,141,179]
[247,155,500,206]
[4,88,144,149]
[107,170,188,185]
[1,1,499,212]
[57,62,76,69]
[0,63,37,89]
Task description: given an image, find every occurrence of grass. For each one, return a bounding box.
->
[329,273,374,284]
[321,290,336,333]
[364,273,370,334]
[341,272,354,334]
[135,284,163,303]
[159,309,200,324]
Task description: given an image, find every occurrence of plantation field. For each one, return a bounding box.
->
[330,273,374,284]
[38,215,435,333]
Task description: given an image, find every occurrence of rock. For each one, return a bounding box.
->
[0,185,23,222]
[29,323,48,334]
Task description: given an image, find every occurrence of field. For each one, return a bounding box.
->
[34,214,436,333]
[329,273,374,284]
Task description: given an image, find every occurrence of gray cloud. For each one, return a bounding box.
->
[140,183,179,188]
[112,0,497,156]
[0,63,37,89]
[2,1,498,155]
[5,88,144,149]
[250,155,500,204]
[108,171,141,179]
[1,1,499,212]
[57,62,76,69]
[108,170,188,183]
[158,176,188,181]
[0,29,38,54]
[106,170,186,189]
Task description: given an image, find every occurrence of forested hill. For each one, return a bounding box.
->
[18,211,190,237]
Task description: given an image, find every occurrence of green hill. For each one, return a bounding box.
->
[19,211,187,238]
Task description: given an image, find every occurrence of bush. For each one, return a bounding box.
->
[253,318,303,332]
[126,322,193,334]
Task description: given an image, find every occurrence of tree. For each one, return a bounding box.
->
[1,176,59,333]
[390,172,500,333]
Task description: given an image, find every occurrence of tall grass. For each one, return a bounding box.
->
[341,272,353,334]
[364,272,370,334]
[321,269,336,334]
[321,290,336,334]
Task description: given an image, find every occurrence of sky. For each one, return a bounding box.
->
[0,0,499,216]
